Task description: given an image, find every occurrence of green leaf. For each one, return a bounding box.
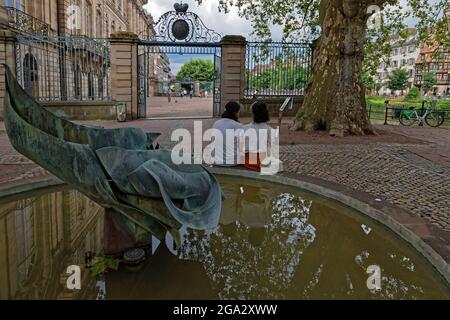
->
[89,256,121,277]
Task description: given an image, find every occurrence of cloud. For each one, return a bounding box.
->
[169,62,184,75]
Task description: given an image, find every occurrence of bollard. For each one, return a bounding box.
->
[384,107,389,125]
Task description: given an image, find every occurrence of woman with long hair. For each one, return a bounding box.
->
[212,101,243,166]
[243,101,272,171]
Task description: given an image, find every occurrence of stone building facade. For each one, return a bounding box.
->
[153,50,171,95]
[374,28,420,96]
[0,0,155,119]
[58,0,153,39]
[414,7,450,96]
[0,0,153,40]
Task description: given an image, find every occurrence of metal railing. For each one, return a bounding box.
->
[245,42,312,98]
[2,6,53,36]
[366,101,450,126]
[15,35,111,102]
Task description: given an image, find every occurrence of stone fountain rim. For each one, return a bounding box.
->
[0,170,448,285]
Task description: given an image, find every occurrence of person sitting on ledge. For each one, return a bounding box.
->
[212,101,243,166]
[243,101,272,172]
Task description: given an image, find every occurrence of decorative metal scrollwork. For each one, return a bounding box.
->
[4,6,51,36]
[154,2,221,43]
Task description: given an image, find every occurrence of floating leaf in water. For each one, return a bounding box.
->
[90,256,121,278]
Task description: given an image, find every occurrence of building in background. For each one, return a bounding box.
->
[414,47,450,96]
[375,28,420,96]
[153,52,171,95]
[414,7,450,96]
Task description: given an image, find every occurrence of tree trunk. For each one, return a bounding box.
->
[292,0,382,136]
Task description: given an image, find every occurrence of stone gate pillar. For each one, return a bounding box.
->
[194,80,200,96]
[220,35,246,115]
[110,32,139,120]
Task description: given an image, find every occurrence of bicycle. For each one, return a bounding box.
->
[399,100,445,127]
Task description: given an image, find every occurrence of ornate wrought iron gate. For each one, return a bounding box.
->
[137,49,148,118]
[213,53,221,116]
[137,2,222,119]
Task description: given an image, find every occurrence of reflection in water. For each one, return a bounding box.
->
[0,188,103,300]
[0,178,449,300]
[177,193,316,300]
[14,199,35,287]
[353,250,427,299]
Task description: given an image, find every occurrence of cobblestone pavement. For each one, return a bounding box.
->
[0,121,449,234]
[280,144,450,232]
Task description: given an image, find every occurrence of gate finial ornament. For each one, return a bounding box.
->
[153,2,221,43]
[174,2,189,13]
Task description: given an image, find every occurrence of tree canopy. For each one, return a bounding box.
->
[422,72,438,90]
[196,0,449,136]
[405,86,421,100]
[176,59,214,82]
[245,60,310,94]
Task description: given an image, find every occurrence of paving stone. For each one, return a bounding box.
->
[281,143,450,233]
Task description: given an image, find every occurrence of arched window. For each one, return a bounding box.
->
[5,0,21,24]
[23,53,39,97]
[68,0,81,35]
[96,10,102,38]
[85,1,93,37]
[105,14,109,37]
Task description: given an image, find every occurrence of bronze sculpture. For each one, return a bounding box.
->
[2,64,222,246]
